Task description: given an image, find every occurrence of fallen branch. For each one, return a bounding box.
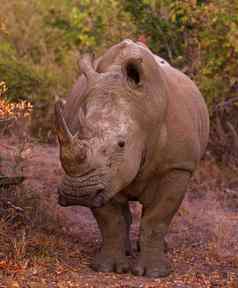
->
[215,117,226,143]
[0,117,15,126]
[212,97,238,114]
[227,121,238,149]
[0,176,25,187]
[6,201,24,212]
[0,142,16,150]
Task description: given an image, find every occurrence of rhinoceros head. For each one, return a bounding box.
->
[55,40,167,208]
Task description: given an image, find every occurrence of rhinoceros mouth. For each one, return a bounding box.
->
[57,177,107,208]
[58,192,103,208]
[58,190,106,208]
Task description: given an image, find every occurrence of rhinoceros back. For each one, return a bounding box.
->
[155,55,209,161]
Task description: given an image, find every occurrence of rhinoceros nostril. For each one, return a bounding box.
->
[118,140,125,148]
[96,188,104,195]
[93,188,105,208]
[58,194,69,207]
[57,186,62,195]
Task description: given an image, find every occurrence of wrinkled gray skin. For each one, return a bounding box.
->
[55,40,209,278]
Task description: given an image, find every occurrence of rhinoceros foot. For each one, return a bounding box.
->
[91,248,130,274]
[132,253,172,278]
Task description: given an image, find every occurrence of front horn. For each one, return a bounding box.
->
[55,99,74,146]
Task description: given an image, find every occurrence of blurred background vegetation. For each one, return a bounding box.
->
[0,0,238,143]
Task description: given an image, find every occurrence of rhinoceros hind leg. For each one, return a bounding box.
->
[133,169,191,278]
[122,203,133,256]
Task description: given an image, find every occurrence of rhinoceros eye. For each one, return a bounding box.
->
[118,140,125,148]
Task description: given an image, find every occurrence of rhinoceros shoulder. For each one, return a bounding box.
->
[153,54,209,165]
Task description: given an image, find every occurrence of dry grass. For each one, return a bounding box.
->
[0,137,238,287]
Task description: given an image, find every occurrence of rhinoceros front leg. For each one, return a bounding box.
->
[134,169,191,278]
[91,200,131,273]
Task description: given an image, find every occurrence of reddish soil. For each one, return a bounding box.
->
[0,136,238,287]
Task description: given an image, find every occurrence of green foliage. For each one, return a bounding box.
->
[123,0,186,64]
[0,0,238,126]
[124,0,238,108]
[0,0,135,105]
[43,0,135,52]
[195,1,238,105]
[0,41,55,103]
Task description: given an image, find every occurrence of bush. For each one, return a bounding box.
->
[123,0,238,109]
[0,0,78,104]
[0,0,135,103]
[0,81,7,98]
[1,0,238,141]
[0,43,55,103]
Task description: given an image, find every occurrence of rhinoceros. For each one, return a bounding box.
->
[55,39,209,278]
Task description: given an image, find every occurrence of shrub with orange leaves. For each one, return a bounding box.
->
[0,17,7,34]
[0,99,33,120]
[0,81,7,97]
[0,81,32,120]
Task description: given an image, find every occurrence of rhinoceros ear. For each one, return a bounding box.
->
[121,57,143,88]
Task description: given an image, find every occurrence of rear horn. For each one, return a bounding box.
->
[79,54,99,84]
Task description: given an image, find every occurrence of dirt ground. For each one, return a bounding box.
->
[0,136,238,287]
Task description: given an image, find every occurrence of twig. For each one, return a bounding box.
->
[7,201,24,212]
[0,117,15,123]
[212,97,238,114]
[227,121,238,149]
[215,117,226,143]
[0,143,16,150]
[0,176,25,187]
